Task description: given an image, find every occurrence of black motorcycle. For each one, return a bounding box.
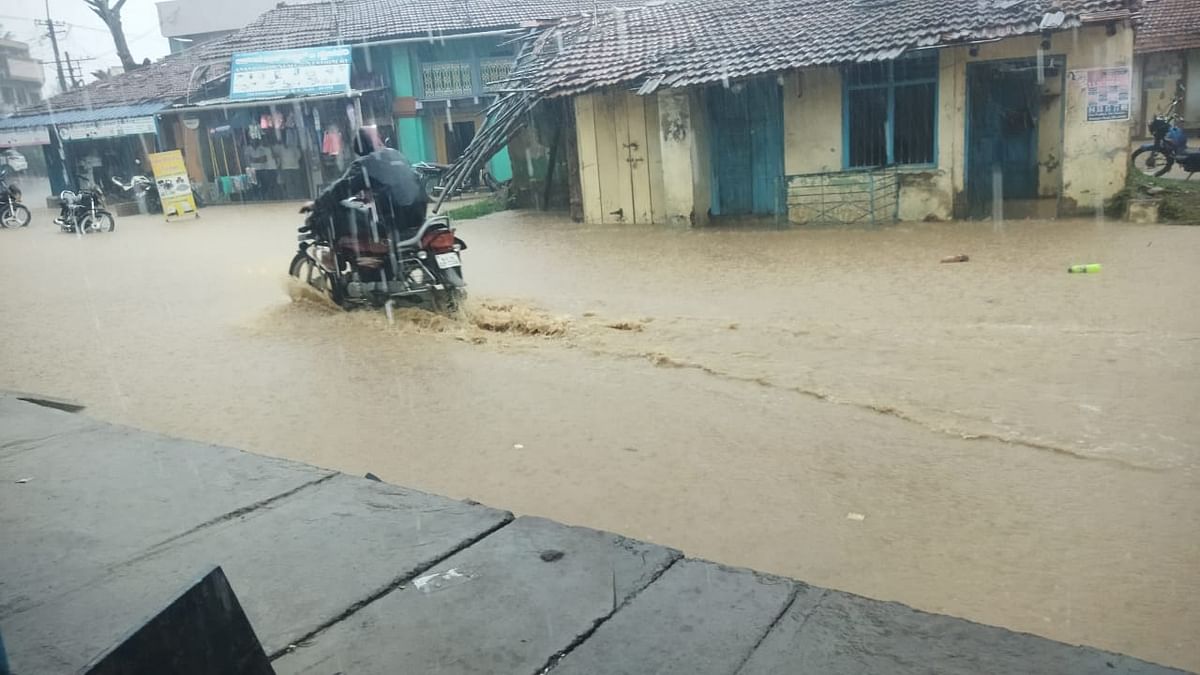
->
[57,187,115,234]
[0,173,30,229]
[289,195,467,312]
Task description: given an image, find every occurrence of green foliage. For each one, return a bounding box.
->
[446,199,506,221]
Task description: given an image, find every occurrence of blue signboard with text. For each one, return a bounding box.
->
[229,46,352,101]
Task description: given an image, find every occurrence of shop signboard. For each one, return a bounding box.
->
[148,150,198,218]
[58,117,157,140]
[1070,66,1131,122]
[229,46,352,101]
[0,126,51,147]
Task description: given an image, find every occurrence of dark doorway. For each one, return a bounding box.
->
[706,78,784,217]
[445,121,476,163]
[966,59,1045,218]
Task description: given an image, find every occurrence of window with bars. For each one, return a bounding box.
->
[844,53,938,168]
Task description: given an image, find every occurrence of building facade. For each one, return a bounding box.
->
[0,38,44,115]
[516,0,1139,225]
[1132,0,1200,134]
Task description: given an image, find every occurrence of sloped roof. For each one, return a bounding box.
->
[1134,0,1200,53]
[0,103,167,131]
[9,0,643,116]
[519,0,1135,97]
[230,0,641,45]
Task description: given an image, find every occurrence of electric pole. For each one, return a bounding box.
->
[35,0,68,93]
[65,52,78,89]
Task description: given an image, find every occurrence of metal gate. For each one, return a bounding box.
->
[784,169,898,225]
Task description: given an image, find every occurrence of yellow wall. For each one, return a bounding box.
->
[781,24,1133,220]
[572,88,664,224]
[948,25,1135,214]
[782,69,843,174]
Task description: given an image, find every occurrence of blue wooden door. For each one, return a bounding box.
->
[967,61,1039,217]
[707,79,784,216]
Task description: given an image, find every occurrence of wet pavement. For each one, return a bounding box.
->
[0,203,1197,670]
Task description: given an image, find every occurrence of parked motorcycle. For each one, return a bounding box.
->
[1132,85,1199,179]
[111,175,204,214]
[413,161,501,198]
[111,175,162,213]
[0,167,30,229]
[57,187,115,234]
[289,195,467,312]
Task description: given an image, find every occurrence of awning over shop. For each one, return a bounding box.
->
[0,103,167,131]
[164,88,381,113]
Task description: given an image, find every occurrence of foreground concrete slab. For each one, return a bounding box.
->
[3,396,1190,675]
[4,474,510,674]
[737,585,1190,675]
[274,516,681,675]
[550,559,796,675]
[0,400,332,623]
[0,395,96,459]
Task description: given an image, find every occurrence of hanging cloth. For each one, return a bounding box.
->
[322,127,343,156]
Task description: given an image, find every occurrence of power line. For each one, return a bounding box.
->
[0,13,110,34]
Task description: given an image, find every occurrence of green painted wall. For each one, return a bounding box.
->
[387,40,516,177]
[390,47,430,162]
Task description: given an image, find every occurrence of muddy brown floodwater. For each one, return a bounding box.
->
[1,204,1197,670]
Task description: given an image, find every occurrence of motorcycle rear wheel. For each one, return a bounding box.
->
[1,204,30,228]
[1131,147,1173,178]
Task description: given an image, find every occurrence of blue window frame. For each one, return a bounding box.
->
[843,53,938,168]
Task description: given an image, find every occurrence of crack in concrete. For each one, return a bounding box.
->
[534,552,684,674]
[731,582,804,675]
[129,472,339,562]
[267,512,516,660]
[733,587,830,675]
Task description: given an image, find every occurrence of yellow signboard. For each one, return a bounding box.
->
[148,150,197,218]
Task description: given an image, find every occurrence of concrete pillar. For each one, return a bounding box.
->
[656,88,709,227]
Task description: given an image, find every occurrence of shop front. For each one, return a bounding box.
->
[56,116,160,198]
[0,103,166,204]
[162,89,395,205]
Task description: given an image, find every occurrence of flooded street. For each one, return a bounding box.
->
[1,204,1197,670]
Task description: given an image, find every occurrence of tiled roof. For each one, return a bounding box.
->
[230,0,647,45]
[9,0,643,115]
[520,0,1135,97]
[1134,0,1200,53]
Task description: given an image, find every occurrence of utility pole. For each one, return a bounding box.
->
[65,52,78,89]
[35,0,68,92]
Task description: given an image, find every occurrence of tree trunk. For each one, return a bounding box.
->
[104,14,137,72]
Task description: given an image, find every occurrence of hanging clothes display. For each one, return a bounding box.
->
[322,127,343,156]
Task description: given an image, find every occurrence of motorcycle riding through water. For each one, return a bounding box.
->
[1132,84,1200,179]
[0,166,30,229]
[289,129,467,313]
[290,195,467,312]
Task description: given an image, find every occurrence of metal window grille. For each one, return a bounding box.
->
[844,53,938,168]
[480,59,513,91]
[421,62,474,98]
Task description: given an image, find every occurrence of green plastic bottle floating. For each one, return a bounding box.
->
[1068,263,1102,274]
